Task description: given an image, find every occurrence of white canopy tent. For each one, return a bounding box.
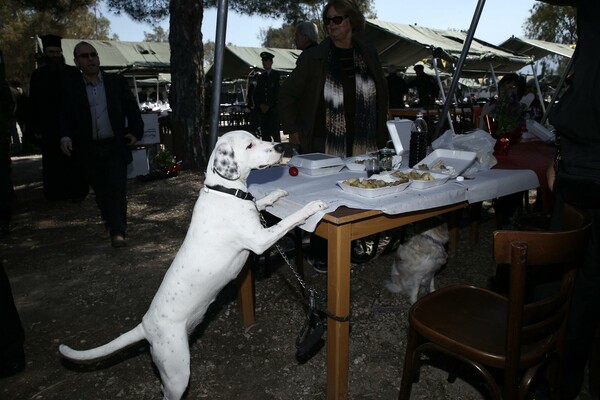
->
[361,18,533,133]
[499,36,574,60]
[362,19,533,77]
[206,46,302,79]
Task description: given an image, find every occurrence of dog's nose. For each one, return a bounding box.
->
[273,143,284,154]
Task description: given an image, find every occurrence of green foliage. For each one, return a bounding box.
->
[524,3,577,44]
[492,91,527,138]
[260,24,296,48]
[144,26,169,42]
[104,0,169,24]
[523,3,577,77]
[156,147,176,170]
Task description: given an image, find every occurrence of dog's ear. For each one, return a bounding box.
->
[213,142,240,180]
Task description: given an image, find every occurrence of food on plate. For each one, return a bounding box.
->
[392,170,433,181]
[289,166,299,176]
[430,159,448,170]
[416,160,456,176]
[342,177,406,189]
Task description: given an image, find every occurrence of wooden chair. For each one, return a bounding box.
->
[398,205,592,400]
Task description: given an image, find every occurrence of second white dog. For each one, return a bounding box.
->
[385,217,449,304]
[59,130,327,400]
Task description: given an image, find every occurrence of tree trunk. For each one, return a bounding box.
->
[168,0,206,169]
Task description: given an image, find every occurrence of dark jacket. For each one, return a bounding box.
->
[27,64,79,147]
[253,69,280,111]
[61,71,144,165]
[279,37,389,153]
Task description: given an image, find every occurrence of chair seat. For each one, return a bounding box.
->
[410,285,551,369]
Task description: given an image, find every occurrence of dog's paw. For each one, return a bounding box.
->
[384,280,403,293]
[271,189,288,200]
[305,200,328,214]
[256,189,288,210]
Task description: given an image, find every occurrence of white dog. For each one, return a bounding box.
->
[384,217,449,304]
[59,130,327,400]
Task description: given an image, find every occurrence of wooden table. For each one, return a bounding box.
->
[494,140,555,212]
[237,201,468,399]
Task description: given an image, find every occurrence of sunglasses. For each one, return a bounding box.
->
[76,51,98,59]
[323,15,347,26]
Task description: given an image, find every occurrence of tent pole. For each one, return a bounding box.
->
[541,55,574,125]
[433,0,487,140]
[530,61,546,115]
[490,63,498,93]
[432,57,455,133]
[133,74,140,108]
[208,0,229,155]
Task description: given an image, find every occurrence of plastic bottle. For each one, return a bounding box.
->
[409,112,428,168]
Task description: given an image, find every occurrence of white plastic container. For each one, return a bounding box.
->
[386,119,412,155]
[288,153,345,176]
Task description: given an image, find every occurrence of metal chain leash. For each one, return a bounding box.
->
[257,210,350,324]
[259,211,309,292]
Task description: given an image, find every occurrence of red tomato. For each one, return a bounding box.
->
[289,166,299,176]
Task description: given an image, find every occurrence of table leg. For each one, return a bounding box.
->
[448,209,460,252]
[326,223,352,400]
[237,257,255,328]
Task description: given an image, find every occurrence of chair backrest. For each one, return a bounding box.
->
[493,205,592,393]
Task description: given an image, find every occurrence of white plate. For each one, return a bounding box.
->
[294,164,345,176]
[392,169,449,190]
[414,149,477,177]
[337,174,411,198]
[344,155,374,171]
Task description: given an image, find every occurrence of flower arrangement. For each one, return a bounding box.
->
[490,90,527,139]
[155,148,181,177]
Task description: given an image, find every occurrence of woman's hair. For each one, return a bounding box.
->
[322,0,366,33]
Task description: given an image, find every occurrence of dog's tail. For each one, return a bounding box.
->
[59,324,146,361]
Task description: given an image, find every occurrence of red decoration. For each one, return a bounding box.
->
[289,166,299,176]
[494,137,511,156]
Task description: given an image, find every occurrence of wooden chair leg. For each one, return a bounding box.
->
[590,323,600,396]
[399,327,419,400]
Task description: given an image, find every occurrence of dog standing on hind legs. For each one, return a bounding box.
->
[384,217,449,305]
[59,130,327,400]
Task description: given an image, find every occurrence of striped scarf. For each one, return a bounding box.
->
[323,46,377,157]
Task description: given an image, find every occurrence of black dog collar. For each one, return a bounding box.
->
[205,184,255,201]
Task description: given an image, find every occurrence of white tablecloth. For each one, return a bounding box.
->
[247,166,539,232]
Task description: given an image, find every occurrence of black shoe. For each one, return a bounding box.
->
[307,255,327,274]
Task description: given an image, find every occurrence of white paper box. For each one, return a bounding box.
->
[387,119,412,155]
[289,153,345,176]
[139,113,160,145]
[127,148,149,179]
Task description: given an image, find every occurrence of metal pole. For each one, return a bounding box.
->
[432,57,455,133]
[433,0,486,140]
[208,0,229,155]
[541,56,574,125]
[530,61,546,115]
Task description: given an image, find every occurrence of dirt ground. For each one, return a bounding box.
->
[1,155,594,399]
